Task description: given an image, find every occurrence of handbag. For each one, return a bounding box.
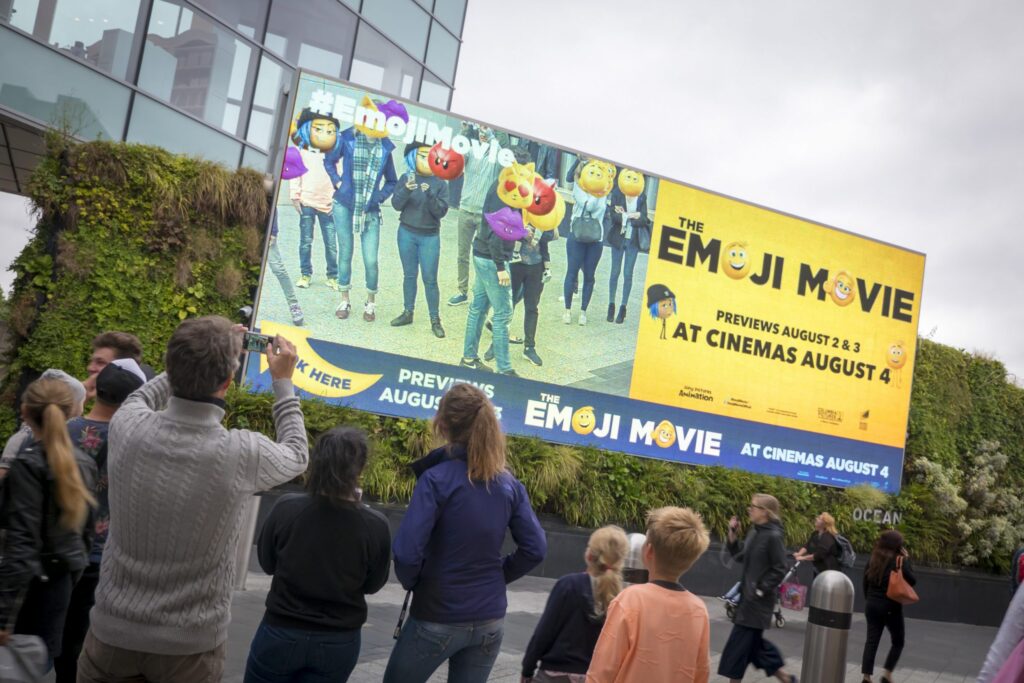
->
[571,206,603,244]
[886,556,919,605]
[636,223,652,253]
[779,581,807,611]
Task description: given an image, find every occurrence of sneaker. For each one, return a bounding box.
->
[448,293,468,306]
[579,310,588,326]
[289,303,305,326]
[335,301,351,319]
[562,310,572,324]
[484,344,495,362]
[391,310,414,327]
[459,357,492,372]
[296,275,311,289]
[325,278,340,291]
[523,347,543,366]
[501,369,520,377]
[509,335,523,344]
[431,318,445,338]
[363,301,376,322]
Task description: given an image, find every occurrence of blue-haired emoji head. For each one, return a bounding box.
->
[403,141,432,176]
[647,284,677,320]
[291,107,340,153]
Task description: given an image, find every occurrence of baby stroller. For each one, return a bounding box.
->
[721,560,804,628]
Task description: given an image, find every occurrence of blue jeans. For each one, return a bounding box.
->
[397,226,441,319]
[334,201,381,293]
[383,617,504,683]
[608,243,639,304]
[463,256,513,372]
[244,619,360,683]
[563,234,603,310]
[298,206,338,279]
[268,237,299,307]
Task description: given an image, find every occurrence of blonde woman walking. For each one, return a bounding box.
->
[795,512,841,574]
[521,526,630,682]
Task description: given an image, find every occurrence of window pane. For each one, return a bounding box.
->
[0,26,129,139]
[425,20,457,84]
[350,22,420,100]
[433,0,465,35]
[138,0,253,137]
[127,94,242,167]
[265,0,355,78]
[342,0,360,10]
[4,0,143,80]
[189,0,268,40]
[242,145,268,172]
[247,54,291,150]
[415,0,433,9]
[360,0,428,61]
[418,70,449,110]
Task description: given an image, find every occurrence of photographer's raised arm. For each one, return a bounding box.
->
[249,335,309,490]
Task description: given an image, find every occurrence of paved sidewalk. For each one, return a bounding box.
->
[213,573,995,682]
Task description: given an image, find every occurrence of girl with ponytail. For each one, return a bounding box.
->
[386,383,547,683]
[0,377,96,665]
[522,526,629,683]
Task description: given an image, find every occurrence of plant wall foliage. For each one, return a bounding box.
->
[2,139,1022,571]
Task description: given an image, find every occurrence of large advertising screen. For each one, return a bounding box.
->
[247,70,925,492]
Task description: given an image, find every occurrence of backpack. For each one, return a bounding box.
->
[835,534,856,569]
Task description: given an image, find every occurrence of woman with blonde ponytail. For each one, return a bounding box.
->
[522,526,629,683]
[0,378,96,667]
[387,383,547,683]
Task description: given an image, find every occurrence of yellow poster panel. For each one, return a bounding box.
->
[630,181,925,449]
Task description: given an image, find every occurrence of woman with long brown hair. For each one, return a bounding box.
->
[385,383,547,683]
[0,378,96,668]
[861,530,916,683]
[521,525,629,682]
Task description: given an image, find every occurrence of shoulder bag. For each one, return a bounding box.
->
[886,556,919,605]
[571,203,603,244]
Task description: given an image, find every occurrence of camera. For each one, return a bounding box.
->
[242,332,274,353]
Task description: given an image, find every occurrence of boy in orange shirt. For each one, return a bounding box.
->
[586,507,712,683]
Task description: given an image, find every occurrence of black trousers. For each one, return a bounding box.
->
[718,623,785,679]
[510,261,544,349]
[53,562,100,682]
[862,597,905,675]
[13,568,74,664]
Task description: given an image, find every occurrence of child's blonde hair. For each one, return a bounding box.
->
[646,507,710,577]
[585,525,629,615]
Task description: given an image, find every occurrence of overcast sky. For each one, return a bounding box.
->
[2,0,1021,376]
[452,0,1024,380]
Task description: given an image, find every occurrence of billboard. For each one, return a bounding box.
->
[247,70,925,492]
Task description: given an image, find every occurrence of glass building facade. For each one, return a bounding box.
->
[0,0,465,194]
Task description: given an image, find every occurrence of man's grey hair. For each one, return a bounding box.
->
[165,316,242,400]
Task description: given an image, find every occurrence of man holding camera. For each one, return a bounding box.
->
[78,316,309,682]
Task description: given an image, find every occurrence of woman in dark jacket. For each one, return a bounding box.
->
[605,179,651,324]
[0,377,96,669]
[243,427,391,683]
[391,141,450,338]
[384,383,547,683]
[861,530,917,683]
[718,494,798,683]
[794,512,841,574]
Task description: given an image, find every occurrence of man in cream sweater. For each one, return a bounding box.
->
[78,316,309,682]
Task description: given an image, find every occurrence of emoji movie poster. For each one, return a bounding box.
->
[247,71,924,493]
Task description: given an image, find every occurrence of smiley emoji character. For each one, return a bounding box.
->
[571,406,597,435]
[887,342,907,369]
[654,420,676,448]
[721,241,751,280]
[824,271,856,307]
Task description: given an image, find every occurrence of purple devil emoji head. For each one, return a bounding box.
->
[281,146,307,180]
[485,207,529,242]
[376,99,409,123]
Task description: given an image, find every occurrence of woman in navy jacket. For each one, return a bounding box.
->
[384,383,547,683]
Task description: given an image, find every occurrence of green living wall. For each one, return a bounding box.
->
[2,138,1022,572]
